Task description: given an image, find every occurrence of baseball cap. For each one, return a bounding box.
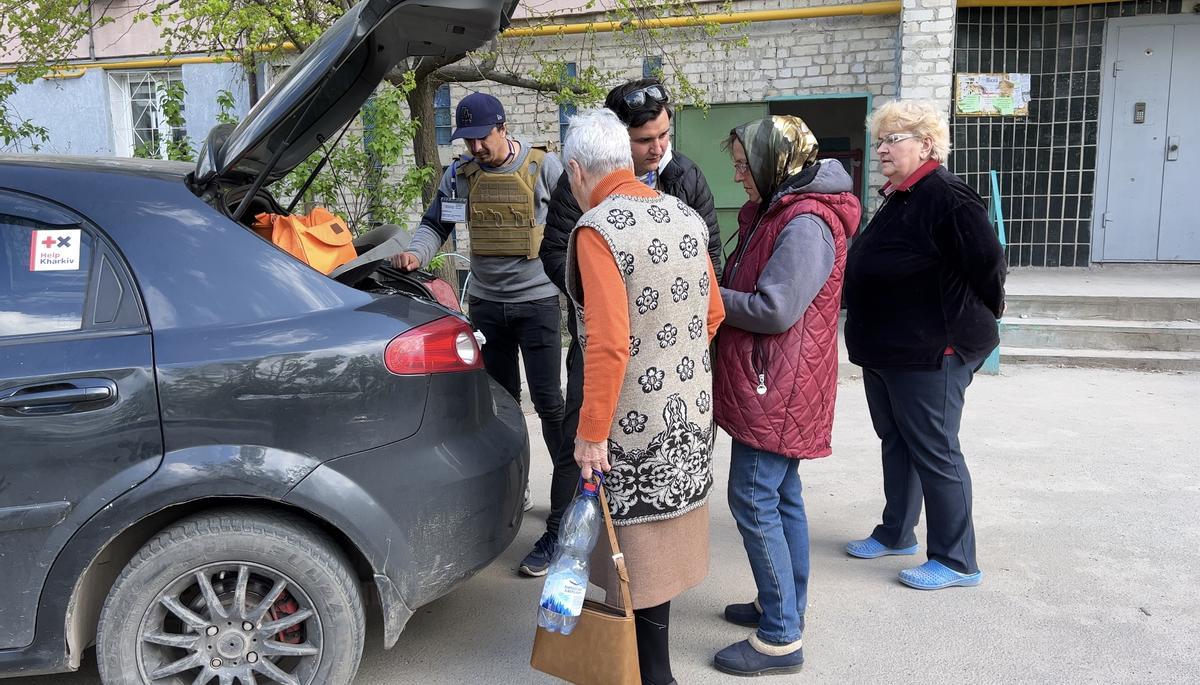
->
[450,92,506,141]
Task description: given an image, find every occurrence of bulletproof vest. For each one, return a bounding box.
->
[459,145,546,259]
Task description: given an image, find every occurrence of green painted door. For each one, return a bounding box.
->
[675,102,767,250]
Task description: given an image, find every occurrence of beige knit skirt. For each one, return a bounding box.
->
[590,502,710,610]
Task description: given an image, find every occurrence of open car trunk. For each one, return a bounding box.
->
[189,0,515,304]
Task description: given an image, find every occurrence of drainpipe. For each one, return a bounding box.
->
[87,1,96,61]
[248,55,260,104]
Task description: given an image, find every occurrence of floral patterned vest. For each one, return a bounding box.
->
[566,192,715,526]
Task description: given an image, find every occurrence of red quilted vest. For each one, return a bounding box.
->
[714,190,861,459]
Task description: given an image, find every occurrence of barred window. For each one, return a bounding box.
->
[107,69,187,160]
[559,62,578,145]
[435,84,452,145]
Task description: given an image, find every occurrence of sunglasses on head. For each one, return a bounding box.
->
[622,84,669,110]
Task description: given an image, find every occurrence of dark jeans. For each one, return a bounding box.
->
[863,354,978,574]
[546,333,584,536]
[728,440,809,645]
[468,296,565,465]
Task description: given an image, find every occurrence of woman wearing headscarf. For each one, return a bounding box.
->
[843,100,1005,591]
[712,116,861,676]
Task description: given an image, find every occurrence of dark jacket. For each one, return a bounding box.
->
[844,164,1007,370]
[541,151,723,302]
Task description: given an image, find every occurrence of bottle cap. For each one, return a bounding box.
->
[581,480,599,496]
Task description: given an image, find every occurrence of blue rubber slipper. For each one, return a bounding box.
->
[845,537,920,559]
[898,560,983,590]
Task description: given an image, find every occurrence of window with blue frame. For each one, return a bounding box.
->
[643,56,663,79]
[559,62,577,146]
[435,85,452,145]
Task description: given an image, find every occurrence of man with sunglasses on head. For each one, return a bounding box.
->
[517,78,723,578]
[391,93,566,515]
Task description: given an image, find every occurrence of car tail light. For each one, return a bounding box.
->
[385,316,482,375]
[423,277,462,313]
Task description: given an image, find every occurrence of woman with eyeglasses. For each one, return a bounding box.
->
[712,116,861,676]
[842,100,1006,591]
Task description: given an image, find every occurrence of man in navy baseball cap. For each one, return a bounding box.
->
[445,92,513,168]
[391,89,567,526]
[450,92,507,141]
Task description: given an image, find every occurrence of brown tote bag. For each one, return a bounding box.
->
[530,486,640,684]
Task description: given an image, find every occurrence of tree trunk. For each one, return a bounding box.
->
[402,73,461,295]
[406,74,443,206]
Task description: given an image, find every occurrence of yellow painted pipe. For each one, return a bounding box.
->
[2,53,236,77]
[42,69,87,80]
[11,0,1117,78]
[2,43,296,77]
[502,1,902,38]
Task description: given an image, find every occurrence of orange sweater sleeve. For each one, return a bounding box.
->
[576,227,631,442]
[706,255,725,342]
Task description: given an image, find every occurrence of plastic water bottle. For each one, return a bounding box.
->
[537,479,603,635]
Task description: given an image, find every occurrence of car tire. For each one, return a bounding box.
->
[96,508,364,685]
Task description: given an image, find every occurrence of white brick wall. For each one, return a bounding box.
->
[381,0,957,221]
[899,0,956,101]
[436,8,901,206]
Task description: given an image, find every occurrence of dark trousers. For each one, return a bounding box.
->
[468,296,565,463]
[634,601,674,685]
[863,354,979,574]
[546,322,584,536]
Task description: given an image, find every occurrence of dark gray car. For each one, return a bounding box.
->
[0,1,528,683]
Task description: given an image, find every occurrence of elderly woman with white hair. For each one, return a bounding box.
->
[563,108,724,684]
[843,100,1006,590]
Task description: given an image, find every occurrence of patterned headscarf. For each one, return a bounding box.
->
[730,115,820,203]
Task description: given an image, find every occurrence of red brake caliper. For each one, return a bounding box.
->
[266,593,303,644]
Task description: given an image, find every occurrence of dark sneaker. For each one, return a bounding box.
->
[724,599,762,627]
[714,637,804,677]
[519,532,557,577]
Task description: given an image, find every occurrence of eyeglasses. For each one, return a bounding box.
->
[623,84,669,110]
[732,161,750,175]
[876,133,918,148]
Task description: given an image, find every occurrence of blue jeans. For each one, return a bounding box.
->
[728,440,809,645]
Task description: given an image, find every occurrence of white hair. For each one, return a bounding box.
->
[562,108,633,176]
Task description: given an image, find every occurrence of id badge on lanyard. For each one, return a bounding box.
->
[441,160,468,223]
[441,198,467,223]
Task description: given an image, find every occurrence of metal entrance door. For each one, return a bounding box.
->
[1157,24,1200,260]
[1098,19,1200,261]
[675,103,766,249]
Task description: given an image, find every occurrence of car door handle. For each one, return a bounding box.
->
[0,379,117,409]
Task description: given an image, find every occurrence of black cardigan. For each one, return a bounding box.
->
[844,165,1006,370]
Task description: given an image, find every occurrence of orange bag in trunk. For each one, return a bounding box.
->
[252,208,357,275]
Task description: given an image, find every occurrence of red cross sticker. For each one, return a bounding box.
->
[30,229,82,271]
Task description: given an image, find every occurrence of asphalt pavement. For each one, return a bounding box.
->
[15,365,1200,684]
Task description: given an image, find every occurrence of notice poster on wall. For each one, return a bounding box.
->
[955,73,1032,117]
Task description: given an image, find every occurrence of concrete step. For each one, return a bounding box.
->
[1001,346,1200,372]
[1004,294,1200,321]
[1000,317,1200,352]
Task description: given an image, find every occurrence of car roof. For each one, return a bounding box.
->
[0,154,191,180]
